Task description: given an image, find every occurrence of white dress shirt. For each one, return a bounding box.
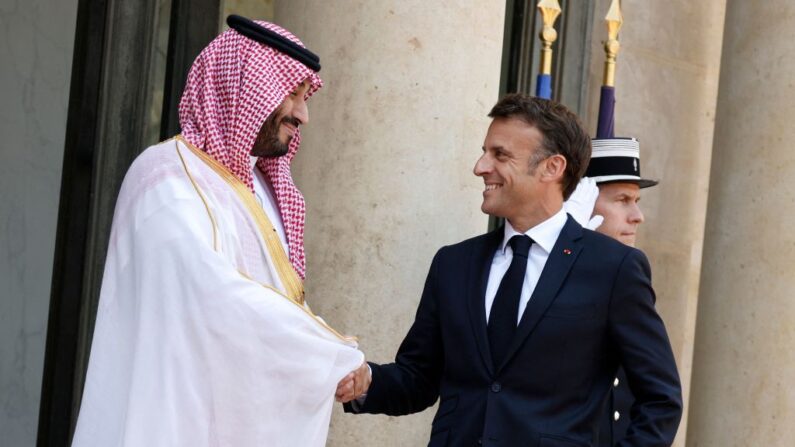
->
[251,160,289,256]
[485,207,568,324]
[353,208,569,410]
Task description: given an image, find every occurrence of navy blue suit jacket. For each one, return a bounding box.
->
[347,217,682,447]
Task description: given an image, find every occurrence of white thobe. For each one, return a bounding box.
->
[72,137,363,447]
[251,157,288,255]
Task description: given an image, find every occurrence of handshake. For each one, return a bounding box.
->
[331,178,602,405]
[335,361,371,403]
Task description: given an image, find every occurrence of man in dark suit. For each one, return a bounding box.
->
[586,138,662,447]
[563,137,665,447]
[341,94,682,446]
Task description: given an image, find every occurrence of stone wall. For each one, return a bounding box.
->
[584,1,727,444]
[0,0,78,444]
[275,1,506,445]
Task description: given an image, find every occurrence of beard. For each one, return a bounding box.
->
[250,113,297,158]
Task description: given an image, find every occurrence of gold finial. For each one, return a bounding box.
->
[603,0,623,87]
[537,0,562,76]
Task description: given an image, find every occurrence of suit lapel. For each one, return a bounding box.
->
[496,216,584,372]
[467,227,503,376]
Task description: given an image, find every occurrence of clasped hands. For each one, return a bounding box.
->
[332,180,600,404]
[335,361,371,403]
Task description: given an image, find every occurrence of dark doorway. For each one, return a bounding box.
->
[37,0,219,444]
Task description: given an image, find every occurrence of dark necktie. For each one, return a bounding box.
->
[488,234,533,367]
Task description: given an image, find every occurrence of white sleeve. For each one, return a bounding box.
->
[73,182,363,447]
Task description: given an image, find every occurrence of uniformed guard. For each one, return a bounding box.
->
[587,2,662,445]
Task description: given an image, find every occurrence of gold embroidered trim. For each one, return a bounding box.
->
[176,135,305,305]
[237,269,357,342]
[174,136,356,342]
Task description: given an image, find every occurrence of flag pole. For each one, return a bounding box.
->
[596,0,623,138]
[535,0,562,99]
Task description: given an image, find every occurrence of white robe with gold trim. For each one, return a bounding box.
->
[72,138,363,446]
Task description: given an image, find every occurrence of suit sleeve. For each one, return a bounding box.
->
[344,249,445,416]
[609,249,683,447]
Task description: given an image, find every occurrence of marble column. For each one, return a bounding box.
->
[687,1,795,445]
[274,1,506,445]
[583,1,728,444]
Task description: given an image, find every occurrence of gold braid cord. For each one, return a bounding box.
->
[175,136,358,343]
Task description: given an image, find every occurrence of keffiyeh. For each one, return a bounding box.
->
[179,20,319,279]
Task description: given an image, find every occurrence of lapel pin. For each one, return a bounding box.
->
[563,249,572,255]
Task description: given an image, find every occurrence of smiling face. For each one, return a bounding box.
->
[473,117,559,228]
[251,79,311,158]
[593,182,645,246]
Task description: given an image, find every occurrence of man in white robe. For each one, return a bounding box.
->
[72,16,365,447]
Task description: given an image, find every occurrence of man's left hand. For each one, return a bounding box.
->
[335,361,371,403]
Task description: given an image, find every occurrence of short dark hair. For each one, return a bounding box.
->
[488,94,591,200]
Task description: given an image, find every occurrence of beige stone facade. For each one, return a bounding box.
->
[584,1,727,445]
[687,1,795,446]
[269,0,793,445]
[5,0,790,444]
[275,2,506,444]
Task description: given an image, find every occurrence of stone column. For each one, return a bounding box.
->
[687,2,795,446]
[584,1,727,444]
[274,1,505,445]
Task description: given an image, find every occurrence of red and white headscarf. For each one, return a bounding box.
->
[179,21,321,280]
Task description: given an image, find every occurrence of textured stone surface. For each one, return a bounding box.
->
[687,2,795,446]
[219,0,273,29]
[275,1,505,445]
[0,0,77,444]
[584,1,727,444]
